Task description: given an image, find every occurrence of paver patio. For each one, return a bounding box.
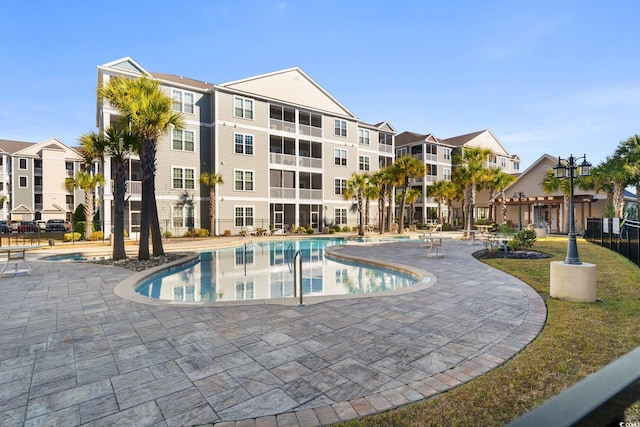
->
[0,236,546,426]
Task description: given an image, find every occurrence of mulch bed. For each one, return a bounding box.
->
[473,249,552,260]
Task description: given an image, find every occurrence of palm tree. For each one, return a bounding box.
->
[99,76,183,260]
[405,188,421,226]
[199,172,224,236]
[362,175,379,229]
[592,155,633,218]
[485,168,516,222]
[452,147,492,236]
[542,167,592,232]
[427,180,455,225]
[66,171,104,240]
[79,126,136,260]
[614,135,640,212]
[391,156,426,234]
[343,172,368,236]
[369,170,387,234]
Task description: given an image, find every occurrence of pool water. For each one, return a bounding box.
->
[135,238,418,303]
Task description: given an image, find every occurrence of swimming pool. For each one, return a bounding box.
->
[135,238,419,303]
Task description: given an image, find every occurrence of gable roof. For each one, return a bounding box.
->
[151,72,214,91]
[14,137,82,158]
[394,131,440,147]
[218,67,357,119]
[442,129,511,156]
[98,56,151,78]
[0,139,33,154]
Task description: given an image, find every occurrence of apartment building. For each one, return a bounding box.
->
[395,129,521,225]
[97,57,395,237]
[0,138,83,223]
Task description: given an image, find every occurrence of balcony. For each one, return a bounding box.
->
[270,153,296,166]
[298,189,322,200]
[269,187,296,199]
[379,144,393,154]
[110,180,142,195]
[299,124,322,138]
[269,118,296,133]
[299,157,322,169]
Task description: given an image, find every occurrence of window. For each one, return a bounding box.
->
[358,129,370,145]
[514,162,520,171]
[235,206,254,227]
[488,154,497,164]
[172,89,195,114]
[396,147,407,158]
[235,247,254,265]
[234,133,254,155]
[335,208,347,225]
[334,149,347,166]
[234,96,254,119]
[235,281,254,300]
[358,155,370,171]
[234,170,254,191]
[172,167,195,190]
[19,176,27,188]
[501,157,507,168]
[426,144,437,155]
[379,132,392,146]
[172,129,195,151]
[334,119,347,137]
[173,205,194,227]
[443,148,451,160]
[334,178,347,195]
[19,158,27,169]
[443,168,451,181]
[379,155,392,168]
[426,164,437,176]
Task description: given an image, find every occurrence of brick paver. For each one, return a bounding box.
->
[0,235,546,426]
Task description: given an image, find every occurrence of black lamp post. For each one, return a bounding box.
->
[554,154,592,265]
[514,192,525,231]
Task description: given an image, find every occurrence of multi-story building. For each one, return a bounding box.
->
[395,129,521,225]
[96,57,395,237]
[0,138,83,223]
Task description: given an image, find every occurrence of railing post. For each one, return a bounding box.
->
[293,250,304,306]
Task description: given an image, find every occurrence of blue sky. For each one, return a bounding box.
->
[2,0,639,171]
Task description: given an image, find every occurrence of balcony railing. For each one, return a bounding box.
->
[269,118,296,133]
[379,144,393,154]
[299,124,322,138]
[299,157,322,169]
[298,189,322,200]
[110,180,142,195]
[270,153,296,166]
[270,188,296,199]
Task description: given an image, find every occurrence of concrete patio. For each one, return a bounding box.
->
[0,236,546,426]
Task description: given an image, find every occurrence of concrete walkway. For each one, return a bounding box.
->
[0,236,546,426]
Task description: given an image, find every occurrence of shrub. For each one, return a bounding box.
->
[508,229,536,251]
[163,231,173,238]
[90,231,104,241]
[329,228,336,234]
[63,232,82,242]
[306,226,314,234]
[184,228,210,238]
[332,225,342,232]
[342,226,351,232]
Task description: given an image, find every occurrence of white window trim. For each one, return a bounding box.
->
[334,207,347,225]
[172,89,195,114]
[334,119,347,137]
[172,129,196,152]
[19,176,28,188]
[234,133,254,155]
[234,169,255,192]
[19,158,27,170]
[334,178,347,195]
[234,205,255,227]
[234,96,254,120]
[358,129,370,145]
[173,205,195,228]
[171,166,196,190]
[359,155,370,171]
[334,148,347,166]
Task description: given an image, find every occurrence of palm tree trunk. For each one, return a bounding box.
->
[112,158,127,260]
[84,190,93,241]
[209,187,215,236]
[150,190,164,257]
[138,138,155,260]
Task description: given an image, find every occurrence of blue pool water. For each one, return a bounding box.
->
[135,238,418,303]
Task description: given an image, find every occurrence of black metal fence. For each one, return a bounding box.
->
[585,217,640,267]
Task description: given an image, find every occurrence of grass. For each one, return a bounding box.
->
[337,236,640,426]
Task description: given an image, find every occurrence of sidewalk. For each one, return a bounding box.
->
[0,235,546,426]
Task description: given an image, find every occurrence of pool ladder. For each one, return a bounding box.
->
[285,244,304,306]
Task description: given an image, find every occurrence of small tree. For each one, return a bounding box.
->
[200,172,224,236]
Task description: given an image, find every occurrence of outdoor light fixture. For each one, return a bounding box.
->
[514,191,525,231]
[554,154,592,264]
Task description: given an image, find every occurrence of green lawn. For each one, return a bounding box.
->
[337,237,640,426]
